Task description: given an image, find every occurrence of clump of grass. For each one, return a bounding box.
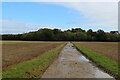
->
[73,42,119,77]
[2,43,65,78]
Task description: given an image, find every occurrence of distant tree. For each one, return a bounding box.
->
[2,28,120,42]
[87,29,93,35]
[110,31,119,34]
[74,32,87,41]
[106,33,119,42]
[87,29,93,41]
[38,29,55,41]
[71,28,85,33]
[53,29,61,34]
[96,29,106,41]
[53,29,62,40]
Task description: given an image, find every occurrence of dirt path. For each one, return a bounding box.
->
[42,42,114,78]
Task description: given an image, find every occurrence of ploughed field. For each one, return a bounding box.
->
[2,41,64,68]
[75,42,118,62]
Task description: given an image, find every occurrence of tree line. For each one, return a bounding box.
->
[1,28,120,42]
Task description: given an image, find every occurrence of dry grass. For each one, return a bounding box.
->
[2,41,64,68]
[75,42,119,62]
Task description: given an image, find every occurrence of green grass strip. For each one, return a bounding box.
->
[73,42,119,76]
[2,43,65,78]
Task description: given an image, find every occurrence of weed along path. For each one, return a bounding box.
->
[42,42,114,78]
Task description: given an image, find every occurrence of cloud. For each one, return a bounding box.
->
[56,2,118,29]
[0,19,63,34]
[1,2,118,34]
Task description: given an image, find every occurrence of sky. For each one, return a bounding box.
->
[1,2,118,34]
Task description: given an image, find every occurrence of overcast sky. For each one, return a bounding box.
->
[0,1,118,34]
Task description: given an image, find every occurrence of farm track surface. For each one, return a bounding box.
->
[42,42,114,78]
[2,42,64,68]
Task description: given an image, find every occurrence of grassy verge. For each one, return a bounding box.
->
[0,72,1,80]
[73,42,119,78]
[2,43,65,78]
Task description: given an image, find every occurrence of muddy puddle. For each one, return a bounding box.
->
[42,42,115,79]
[59,55,89,62]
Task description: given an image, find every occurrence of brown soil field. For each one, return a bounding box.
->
[2,41,65,68]
[75,42,119,62]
